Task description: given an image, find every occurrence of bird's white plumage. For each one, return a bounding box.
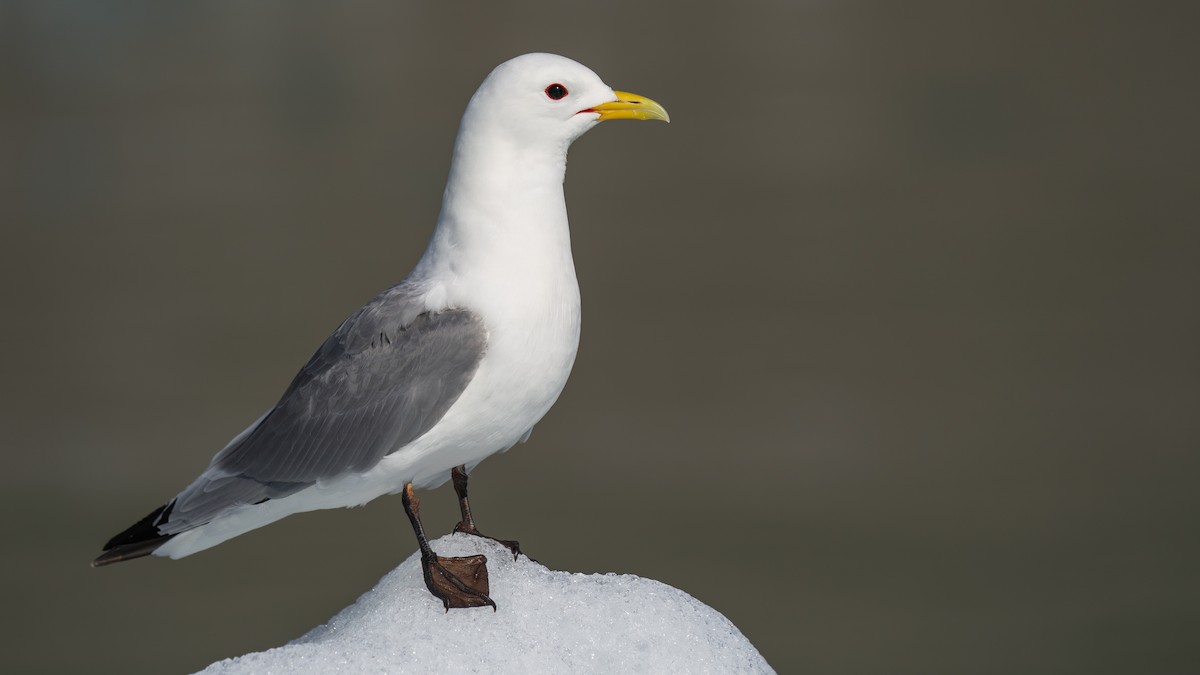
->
[155,54,623,558]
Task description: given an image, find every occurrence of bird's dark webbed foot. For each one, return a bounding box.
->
[452,465,523,560]
[421,551,495,610]
[402,483,496,611]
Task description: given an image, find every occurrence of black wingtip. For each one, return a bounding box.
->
[92,536,174,567]
[93,502,177,567]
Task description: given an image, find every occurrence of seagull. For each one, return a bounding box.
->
[92,53,668,610]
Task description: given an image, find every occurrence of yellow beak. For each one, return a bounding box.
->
[586,91,670,123]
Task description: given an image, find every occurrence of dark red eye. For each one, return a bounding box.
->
[545,83,568,100]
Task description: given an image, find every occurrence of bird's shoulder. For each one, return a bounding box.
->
[286,280,484,395]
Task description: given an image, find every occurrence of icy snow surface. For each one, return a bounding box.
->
[199,534,773,674]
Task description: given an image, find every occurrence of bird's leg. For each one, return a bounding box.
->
[401,483,495,611]
[451,465,522,560]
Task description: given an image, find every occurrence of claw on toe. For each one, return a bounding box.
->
[423,553,496,611]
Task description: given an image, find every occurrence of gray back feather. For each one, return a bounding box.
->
[160,283,487,534]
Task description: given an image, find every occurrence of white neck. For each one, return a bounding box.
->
[413,115,579,313]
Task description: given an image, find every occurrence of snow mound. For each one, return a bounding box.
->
[199,533,773,674]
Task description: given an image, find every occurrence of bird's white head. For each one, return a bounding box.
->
[428,53,668,278]
[458,52,669,156]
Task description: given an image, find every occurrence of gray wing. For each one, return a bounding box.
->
[159,284,487,534]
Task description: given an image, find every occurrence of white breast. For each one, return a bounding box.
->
[366,221,582,488]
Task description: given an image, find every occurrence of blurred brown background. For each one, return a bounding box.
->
[3,1,1198,673]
